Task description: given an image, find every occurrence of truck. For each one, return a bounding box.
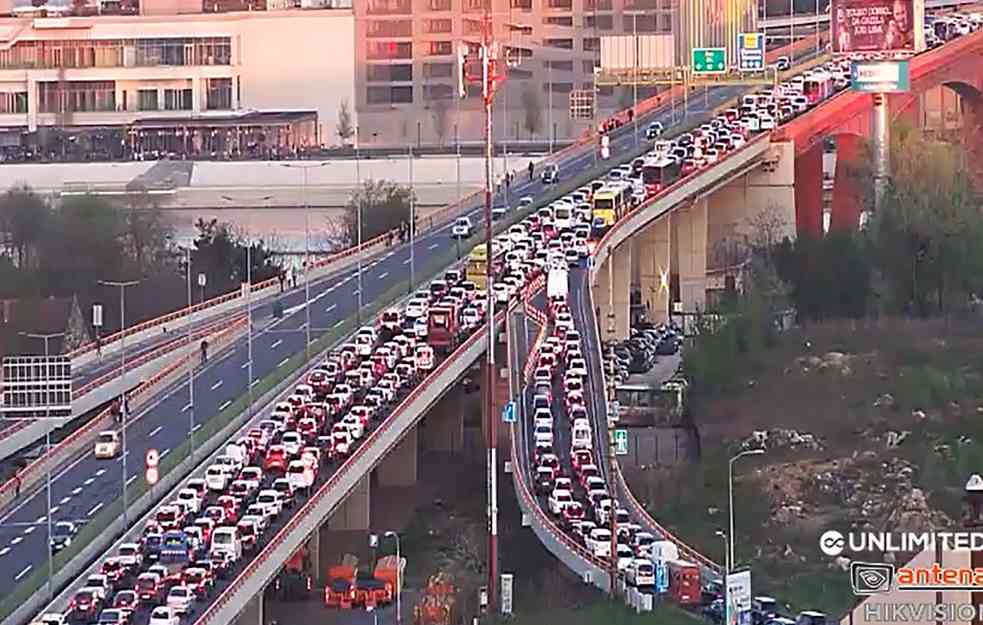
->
[158,530,196,587]
[324,555,358,609]
[426,306,459,353]
[666,559,701,605]
[546,267,569,305]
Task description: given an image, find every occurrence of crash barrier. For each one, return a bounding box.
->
[0,316,247,512]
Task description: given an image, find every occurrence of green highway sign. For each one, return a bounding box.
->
[692,47,727,75]
[614,429,629,456]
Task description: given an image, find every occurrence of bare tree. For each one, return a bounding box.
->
[430,98,450,146]
[521,84,543,139]
[336,98,355,146]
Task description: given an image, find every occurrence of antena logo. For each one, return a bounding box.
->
[820,530,847,556]
[851,561,894,594]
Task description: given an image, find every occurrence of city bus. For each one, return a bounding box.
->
[802,71,833,105]
[641,156,681,196]
[464,242,503,290]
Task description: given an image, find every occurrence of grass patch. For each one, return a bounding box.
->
[506,600,702,625]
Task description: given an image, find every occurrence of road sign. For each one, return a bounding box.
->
[1,356,72,416]
[850,60,911,93]
[145,448,159,468]
[501,400,516,424]
[145,467,159,485]
[92,304,103,328]
[691,47,726,74]
[655,561,669,592]
[569,89,594,120]
[613,429,629,455]
[737,33,765,72]
[500,573,514,615]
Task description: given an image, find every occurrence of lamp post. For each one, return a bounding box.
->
[728,448,764,567]
[716,530,730,625]
[182,246,196,459]
[384,531,402,623]
[281,162,328,362]
[220,194,271,418]
[19,331,63,598]
[354,131,364,325]
[625,10,645,149]
[408,145,416,293]
[99,279,139,526]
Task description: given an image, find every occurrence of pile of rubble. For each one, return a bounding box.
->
[793,351,858,377]
[741,428,824,452]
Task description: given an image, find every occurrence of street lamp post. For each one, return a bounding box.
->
[728,448,765,567]
[19,331,63,597]
[281,162,328,362]
[408,145,416,293]
[384,531,402,623]
[625,10,645,149]
[183,247,196,459]
[99,279,139,526]
[716,530,730,625]
[354,132,364,325]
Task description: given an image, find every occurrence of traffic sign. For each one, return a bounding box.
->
[501,400,516,424]
[737,33,764,72]
[145,448,159,468]
[655,561,669,592]
[145,467,159,485]
[691,48,727,74]
[613,429,629,456]
[850,60,911,93]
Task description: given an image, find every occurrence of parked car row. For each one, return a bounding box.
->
[603,323,682,383]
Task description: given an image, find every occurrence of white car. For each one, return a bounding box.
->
[548,488,573,516]
[32,614,67,625]
[118,542,143,568]
[166,586,194,615]
[148,606,178,625]
[567,358,588,379]
[281,431,303,457]
[94,431,121,459]
[287,460,314,491]
[518,196,534,208]
[205,466,230,492]
[451,217,473,239]
[341,414,365,439]
[175,489,202,515]
[533,408,553,430]
[588,528,613,558]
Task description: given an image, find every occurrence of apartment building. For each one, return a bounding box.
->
[0,9,354,159]
[353,0,686,146]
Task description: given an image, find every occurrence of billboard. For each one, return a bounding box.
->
[832,0,922,54]
[1,356,73,416]
[850,60,911,92]
[600,35,676,70]
[737,32,765,71]
[725,570,752,625]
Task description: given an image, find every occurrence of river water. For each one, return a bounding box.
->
[163,207,347,254]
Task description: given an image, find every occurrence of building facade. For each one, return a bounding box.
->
[353,0,685,146]
[0,9,354,159]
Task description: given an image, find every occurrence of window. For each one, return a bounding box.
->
[0,92,27,114]
[424,62,453,78]
[543,82,573,94]
[137,89,158,111]
[427,0,451,9]
[584,14,613,29]
[583,37,600,52]
[582,60,596,73]
[622,14,657,32]
[366,85,414,104]
[425,18,452,33]
[508,68,533,79]
[164,88,192,111]
[423,84,453,100]
[584,0,612,8]
[544,16,573,27]
[463,0,488,10]
[367,20,412,37]
[546,0,572,8]
[366,0,411,14]
[544,38,573,49]
[426,41,453,56]
[38,80,115,113]
[463,18,484,35]
[510,0,531,8]
[366,41,413,59]
[546,60,574,71]
[366,64,413,82]
[205,77,231,110]
[503,46,532,61]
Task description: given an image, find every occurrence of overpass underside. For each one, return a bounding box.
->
[594,141,798,338]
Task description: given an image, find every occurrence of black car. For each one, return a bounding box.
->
[655,337,679,356]
[702,599,725,624]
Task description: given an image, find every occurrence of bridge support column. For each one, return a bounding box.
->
[237,590,263,625]
[673,199,707,314]
[872,93,890,213]
[420,393,464,453]
[376,427,418,487]
[307,530,321,584]
[636,215,671,324]
[611,241,632,340]
[328,474,371,531]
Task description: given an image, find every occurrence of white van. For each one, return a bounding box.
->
[648,540,680,563]
[210,526,242,563]
[626,558,656,587]
[589,528,612,558]
[224,443,247,467]
[571,420,592,450]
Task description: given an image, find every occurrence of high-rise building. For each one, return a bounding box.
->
[353,0,680,146]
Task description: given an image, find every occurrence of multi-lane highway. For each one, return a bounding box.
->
[0,57,815,603]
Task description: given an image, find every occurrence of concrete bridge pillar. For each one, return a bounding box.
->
[328,474,371,531]
[637,215,672,325]
[307,531,321,584]
[420,394,465,453]
[673,199,708,315]
[794,142,824,237]
[375,427,418,487]
[610,241,632,341]
[236,590,264,625]
[830,134,866,232]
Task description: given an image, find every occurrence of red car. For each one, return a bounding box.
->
[571,449,593,472]
[561,502,585,530]
[216,495,240,523]
[263,445,288,473]
[70,588,102,620]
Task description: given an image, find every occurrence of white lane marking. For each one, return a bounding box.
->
[250,380,260,388]
[378,272,389,280]
[84,478,95,486]
[192,423,202,432]
[182,403,192,413]
[23,526,35,535]
[219,400,232,411]
[88,502,104,516]
[240,361,251,370]
[277,357,290,368]
[403,258,411,265]
[126,475,137,485]
[271,339,283,349]
[71,487,82,495]
[50,507,59,514]
[428,243,440,250]
[0,547,9,557]
[160,449,171,458]
[11,536,23,546]
[34,516,45,524]
[325,304,337,313]
[325,286,335,293]
[14,564,31,580]
[95,469,106,477]
[333,319,345,328]
[210,380,223,391]
[58,497,70,505]
[149,426,163,437]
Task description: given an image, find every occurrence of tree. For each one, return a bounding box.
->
[121,189,173,276]
[39,194,125,295]
[342,179,415,246]
[0,185,48,269]
[431,98,450,146]
[336,98,355,146]
[190,218,240,296]
[521,84,543,139]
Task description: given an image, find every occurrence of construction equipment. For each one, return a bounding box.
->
[324,554,358,609]
[413,572,456,625]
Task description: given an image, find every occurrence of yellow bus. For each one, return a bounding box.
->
[464,243,503,290]
[592,185,628,229]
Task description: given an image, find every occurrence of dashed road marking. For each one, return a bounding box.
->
[333,319,345,328]
[14,565,31,580]
[149,426,163,437]
[88,503,104,516]
[58,497,70,505]
[240,361,251,370]
[251,380,260,388]
[219,400,232,411]
[210,380,223,391]
[71,487,82,495]
[126,475,137,486]
[84,478,95,486]
[378,272,389,280]
[271,339,283,349]
[192,423,202,432]
[95,469,106,477]
[325,304,337,313]
[160,449,171,458]
[182,403,192,413]
[23,526,35,535]
[11,537,23,546]
[0,547,10,557]
[428,243,440,250]
[278,357,290,368]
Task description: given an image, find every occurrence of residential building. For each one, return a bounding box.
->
[0,8,354,159]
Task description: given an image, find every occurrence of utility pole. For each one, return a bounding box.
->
[606,256,618,596]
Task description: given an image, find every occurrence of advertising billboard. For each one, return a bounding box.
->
[832,0,921,54]
[600,35,676,70]
[725,570,752,625]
